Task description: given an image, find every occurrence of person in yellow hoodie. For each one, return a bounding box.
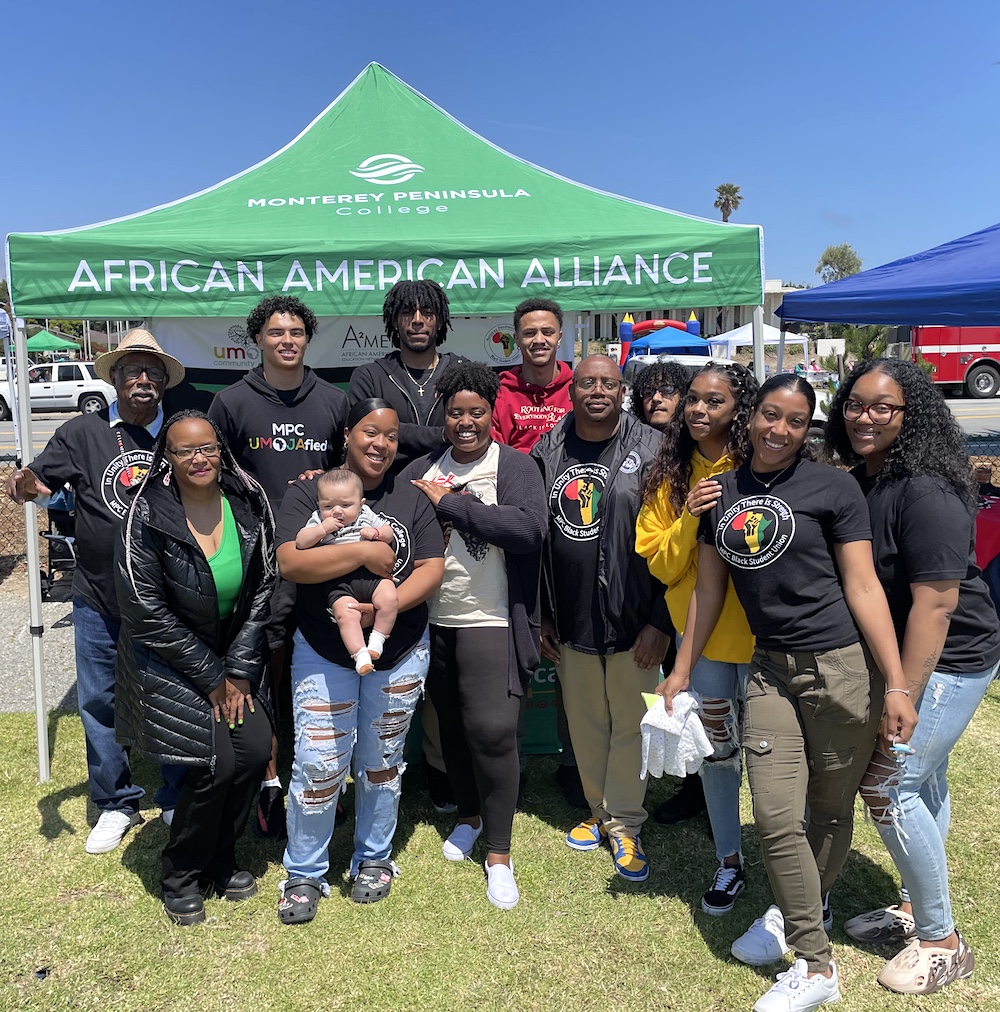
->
[636,362,757,916]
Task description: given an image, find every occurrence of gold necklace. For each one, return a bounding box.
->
[403,354,440,396]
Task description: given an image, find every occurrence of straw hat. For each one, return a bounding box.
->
[94,328,185,389]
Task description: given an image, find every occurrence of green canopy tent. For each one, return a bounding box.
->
[7,63,764,377]
[4,63,767,776]
[25,329,80,353]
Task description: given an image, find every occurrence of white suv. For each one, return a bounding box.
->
[0,361,117,421]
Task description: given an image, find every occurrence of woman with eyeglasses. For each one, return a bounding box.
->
[115,410,276,926]
[826,359,1000,995]
[636,362,758,915]
[663,373,917,1011]
[631,360,691,431]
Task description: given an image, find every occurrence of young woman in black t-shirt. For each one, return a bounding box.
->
[664,374,917,1012]
[827,359,1000,996]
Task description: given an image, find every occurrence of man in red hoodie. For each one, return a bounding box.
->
[491,298,573,452]
[491,297,585,808]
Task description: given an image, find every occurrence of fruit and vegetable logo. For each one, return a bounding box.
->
[484,325,520,365]
[715,496,794,569]
[551,463,609,541]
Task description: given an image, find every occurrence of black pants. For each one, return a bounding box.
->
[161,704,272,899]
[427,626,520,854]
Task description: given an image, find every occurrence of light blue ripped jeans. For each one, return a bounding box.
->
[684,638,749,862]
[283,629,429,883]
[859,662,997,940]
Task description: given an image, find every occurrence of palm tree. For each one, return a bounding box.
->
[714,183,742,222]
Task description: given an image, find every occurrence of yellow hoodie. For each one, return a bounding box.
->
[635,450,754,664]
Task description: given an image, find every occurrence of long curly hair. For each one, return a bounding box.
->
[631,361,691,427]
[642,362,758,512]
[825,358,976,507]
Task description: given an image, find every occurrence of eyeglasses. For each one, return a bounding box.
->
[643,384,678,399]
[574,376,621,392]
[167,443,220,460]
[118,364,167,383]
[842,399,906,423]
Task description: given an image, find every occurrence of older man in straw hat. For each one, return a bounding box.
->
[6,329,186,854]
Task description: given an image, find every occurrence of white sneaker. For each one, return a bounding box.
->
[732,905,790,965]
[754,959,841,1012]
[86,810,142,854]
[442,821,483,861]
[485,858,519,909]
[161,809,174,827]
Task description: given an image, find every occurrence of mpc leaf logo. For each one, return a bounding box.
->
[350,153,425,186]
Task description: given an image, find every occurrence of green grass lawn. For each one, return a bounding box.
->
[2,690,999,1012]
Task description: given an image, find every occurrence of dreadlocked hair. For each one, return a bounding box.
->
[631,361,691,427]
[825,358,976,508]
[435,360,501,409]
[123,410,276,602]
[245,296,317,342]
[382,280,452,347]
[642,362,758,515]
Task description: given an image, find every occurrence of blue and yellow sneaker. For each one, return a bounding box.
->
[610,834,649,882]
[565,817,607,851]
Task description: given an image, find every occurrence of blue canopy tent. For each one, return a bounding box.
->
[777,221,1000,325]
[627,328,710,357]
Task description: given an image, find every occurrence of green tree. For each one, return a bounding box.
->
[816,243,862,284]
[714,183,742,222]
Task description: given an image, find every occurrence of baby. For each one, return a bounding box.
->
[296,469,398,674]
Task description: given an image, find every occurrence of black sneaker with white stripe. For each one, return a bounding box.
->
[701,862,747,915]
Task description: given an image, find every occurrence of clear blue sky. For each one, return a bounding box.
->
[3,0,998,292]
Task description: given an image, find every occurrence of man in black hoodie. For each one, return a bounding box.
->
[348,279,467,474]
[209,295,349,837]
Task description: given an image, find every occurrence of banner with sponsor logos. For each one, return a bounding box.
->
[8,63,763,321]
[150,315,573,371]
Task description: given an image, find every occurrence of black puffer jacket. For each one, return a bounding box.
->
[114,470,274,766]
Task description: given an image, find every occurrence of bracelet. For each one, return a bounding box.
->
[884,687,911,697]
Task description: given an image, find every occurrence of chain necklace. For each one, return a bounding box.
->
[403,354,440,396]
[749,460,794,490]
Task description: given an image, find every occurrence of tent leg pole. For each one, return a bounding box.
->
[13,316,49,783]
[751,306,766,384]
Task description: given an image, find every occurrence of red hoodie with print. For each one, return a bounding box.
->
[491,361,574,453]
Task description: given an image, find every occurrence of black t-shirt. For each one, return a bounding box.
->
[275,473,444,669]
[30,411,157,617]
[699,458,872,653]
[549,430,628,654]
[854,469,1000,673]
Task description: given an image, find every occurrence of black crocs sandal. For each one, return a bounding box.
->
[278,877,322,924]
[352,860,394,904]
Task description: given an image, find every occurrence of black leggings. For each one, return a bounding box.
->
[161,703,272,899]
[427,625,520,854]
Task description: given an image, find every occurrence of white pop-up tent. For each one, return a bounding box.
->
[708,322,810,366]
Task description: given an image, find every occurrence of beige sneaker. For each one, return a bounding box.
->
[877,931,974,994]
[844,904,916,943]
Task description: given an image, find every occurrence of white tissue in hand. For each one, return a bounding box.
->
[640,691,713,780]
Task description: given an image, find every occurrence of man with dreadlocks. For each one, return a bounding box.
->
[349,279,469,475]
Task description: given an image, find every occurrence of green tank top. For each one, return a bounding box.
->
[207,496,244,619]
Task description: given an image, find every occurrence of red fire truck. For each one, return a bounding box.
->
[908,326,1000,398]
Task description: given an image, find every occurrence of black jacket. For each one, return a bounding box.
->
[114,470,274,766]
[531,411,670,650]
[348,351,469,472]
[401,442,547,695]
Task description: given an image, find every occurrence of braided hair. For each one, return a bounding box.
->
[382,280,452,347]
[642,362,758,514]
[122,410,276,599]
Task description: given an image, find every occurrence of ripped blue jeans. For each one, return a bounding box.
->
[283,630,429,882]
[859,662,997,940]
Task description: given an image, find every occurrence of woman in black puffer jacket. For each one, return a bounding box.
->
[115,410,275,927]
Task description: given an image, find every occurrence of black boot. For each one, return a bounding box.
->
[654,774,706,824]
[163,894,206,926]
